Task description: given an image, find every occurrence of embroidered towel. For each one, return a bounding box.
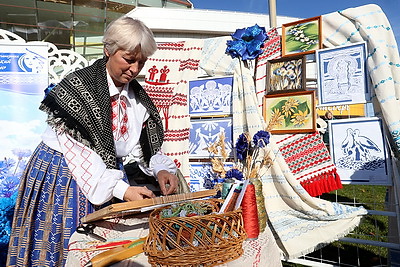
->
[275,132,342,197]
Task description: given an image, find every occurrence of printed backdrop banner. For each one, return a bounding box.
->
[0,43,48,259]
[0,43,48,197]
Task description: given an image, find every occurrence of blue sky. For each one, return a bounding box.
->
[190,0,400,48]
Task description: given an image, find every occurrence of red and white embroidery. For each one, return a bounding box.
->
[111,95,130,141]
[62,135,94,195]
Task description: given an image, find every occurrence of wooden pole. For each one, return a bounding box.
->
[268,0,277,28]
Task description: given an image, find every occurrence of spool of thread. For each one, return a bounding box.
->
[250,178,267,233]
[241,183,260,240]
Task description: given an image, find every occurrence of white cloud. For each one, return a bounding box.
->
[0,119,45,158]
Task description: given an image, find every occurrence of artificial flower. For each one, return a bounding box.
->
[235,133,250,161]
[226,24,268,61]
[225,168,244,181]
[209,130,272,183]
[253,130,270,148]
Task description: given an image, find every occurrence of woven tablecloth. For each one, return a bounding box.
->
[66,213,282,267]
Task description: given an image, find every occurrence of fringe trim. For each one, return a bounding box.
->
[281,216,363,260]
[300,170,343,197]
[45,112,92,147]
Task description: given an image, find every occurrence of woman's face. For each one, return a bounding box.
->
[105,49,147,87]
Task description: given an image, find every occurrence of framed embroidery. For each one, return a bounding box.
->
[189,117,233,158]
[189,162,234,192]
[188,76,233,117]
[282,16,322,57]
[328,117,391,185]
[266,54,306,94]
[316,42,369,106]
[263,90,316,134]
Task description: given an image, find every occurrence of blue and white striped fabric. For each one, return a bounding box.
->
[7,142,116,266]
[200,36,267,139]
[323,4,400,154]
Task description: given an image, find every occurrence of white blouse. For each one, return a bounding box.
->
[41,72,176,205]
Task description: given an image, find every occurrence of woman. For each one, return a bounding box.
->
[7,17,179,266]
[323,110,336,145]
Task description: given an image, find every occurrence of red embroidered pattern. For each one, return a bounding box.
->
[111,95,129,141]
[63,138,93,194]
[164,128,190,142]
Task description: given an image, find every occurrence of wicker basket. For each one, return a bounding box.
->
[144,199,247,266]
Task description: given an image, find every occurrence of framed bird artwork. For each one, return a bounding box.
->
[328,117,391,185]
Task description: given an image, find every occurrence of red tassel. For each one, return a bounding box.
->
[299,170,343,197]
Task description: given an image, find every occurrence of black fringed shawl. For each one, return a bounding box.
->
[40,58,164,169]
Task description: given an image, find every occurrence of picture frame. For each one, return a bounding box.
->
[316,42,369,106]
[263,90,316,134]
[189,117,233,158]
[328,117,391,185]
[266,54,306,94]
[188,76,233,117]
[189,162,234,192]
[282,16,322,57]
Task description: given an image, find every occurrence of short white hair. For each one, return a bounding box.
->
[102,17,157,57]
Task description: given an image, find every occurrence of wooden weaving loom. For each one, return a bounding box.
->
[81,189,217,223]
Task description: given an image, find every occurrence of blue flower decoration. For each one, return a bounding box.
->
[0,192,17,266]
[225,169,244,181]
[226,24,268,61]
[253,130,270,148]
[235,133,249,161]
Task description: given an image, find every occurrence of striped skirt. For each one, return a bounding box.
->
[7,142,96,267]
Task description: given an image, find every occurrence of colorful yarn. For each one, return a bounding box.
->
[221,181,234,199]
[250,178,267,233]
[241,183,259,239]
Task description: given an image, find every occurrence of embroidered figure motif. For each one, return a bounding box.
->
[145,65,173,85]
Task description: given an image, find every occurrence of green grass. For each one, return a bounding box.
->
[283,184,390,266]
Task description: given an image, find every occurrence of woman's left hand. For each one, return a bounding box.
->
[157,170,179,195]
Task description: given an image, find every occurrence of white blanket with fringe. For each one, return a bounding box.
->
[323,4,400,155]
[199,36,367,260]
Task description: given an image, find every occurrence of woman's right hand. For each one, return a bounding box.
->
[123,186,156,202]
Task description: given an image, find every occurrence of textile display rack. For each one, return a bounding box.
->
[0,2,397,266]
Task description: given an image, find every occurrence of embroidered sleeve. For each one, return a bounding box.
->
[57,131,129,205]
[139,152,177,178]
